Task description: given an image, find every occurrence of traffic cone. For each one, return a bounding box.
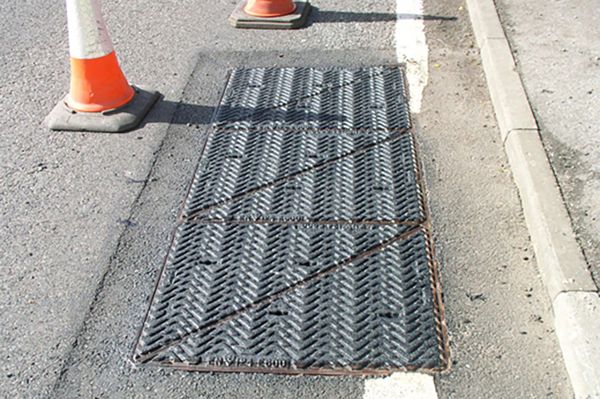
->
[244,0,296,17]
[229,0,311,29]
[46,0,159,132]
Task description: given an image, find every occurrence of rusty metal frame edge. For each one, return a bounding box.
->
[142,357,446,377]
[133,225,424,364]
[407,112,452,373]
[130,64,451,376]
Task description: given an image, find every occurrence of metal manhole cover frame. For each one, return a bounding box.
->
[132,64,450,376]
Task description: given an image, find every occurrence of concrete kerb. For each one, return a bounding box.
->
[504,130,596,298]
[479,38,537,142]
[554,292,600,397]
[465,0,504,48]
[465,0,600,397]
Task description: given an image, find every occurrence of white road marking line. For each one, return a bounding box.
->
[395,0,429,113]
[363,373,439,399]
[362,4,437,397]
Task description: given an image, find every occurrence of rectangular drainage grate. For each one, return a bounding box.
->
[133,66,448,375]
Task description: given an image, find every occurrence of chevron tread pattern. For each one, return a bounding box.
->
[134,66,447,375]
[182,129,424,223]
[147,230,439,371]
[214,66,410,131]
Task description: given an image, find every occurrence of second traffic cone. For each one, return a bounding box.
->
[244,0,296,17]
[230,0,311,29]
[46,0,159,132]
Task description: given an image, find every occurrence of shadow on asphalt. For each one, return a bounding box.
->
[308,8,458,24]
[139,100,215,129]
[139,100,355,129]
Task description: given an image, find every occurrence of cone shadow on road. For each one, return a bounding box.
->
[137,100,215,129]
[308,8,457,24]
[138,100,360,129]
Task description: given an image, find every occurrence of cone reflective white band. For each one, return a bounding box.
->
[66,0,114,59]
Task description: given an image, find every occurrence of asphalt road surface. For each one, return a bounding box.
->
[0,0,572,397]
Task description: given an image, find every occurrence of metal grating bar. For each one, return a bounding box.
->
[137,228,442,373]
[182,130,424,224]
[214,66,410,131]
[134,223,412,362]
[133,66,448,376]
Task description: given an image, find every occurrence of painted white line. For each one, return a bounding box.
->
[363,4,437,398]
[364,373,439,399]
[395,0,429,113]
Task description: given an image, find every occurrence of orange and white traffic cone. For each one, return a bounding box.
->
[244,0,296,17]
[46,0,159,132]
[229,0,311,29]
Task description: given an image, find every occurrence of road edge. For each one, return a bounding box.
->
[465,0,600,397]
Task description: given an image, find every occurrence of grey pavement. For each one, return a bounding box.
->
[496,0,600,288]
[0,0,573,397]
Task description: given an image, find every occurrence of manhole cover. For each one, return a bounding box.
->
[134,66,448,375]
